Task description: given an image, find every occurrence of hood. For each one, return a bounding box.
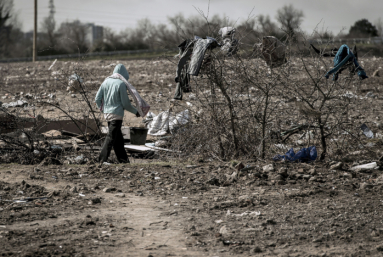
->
[113,64,129,81]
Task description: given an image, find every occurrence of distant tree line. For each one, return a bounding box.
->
[0,0,382,59]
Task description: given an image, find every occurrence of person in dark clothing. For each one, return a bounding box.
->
[95,64,140,163]
[98,120,129,163]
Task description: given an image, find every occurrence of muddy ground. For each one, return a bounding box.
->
[1,57,383,256]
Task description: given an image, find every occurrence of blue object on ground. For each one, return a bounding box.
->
[273,146,317,162]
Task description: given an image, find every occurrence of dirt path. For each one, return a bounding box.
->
[0,165,207,256]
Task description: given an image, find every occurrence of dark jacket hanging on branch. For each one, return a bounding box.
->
[174,36,220,100]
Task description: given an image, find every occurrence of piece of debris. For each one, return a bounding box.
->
[350,162,377,171]
[103,187,116,193]
[220,226,229,235]
[48,59,57,70]
[226,210,261,217]
[42,130,62,138]
[273,146,317,162]
[146,110,189,136]
[88,198,101,205]
[115,193,125,197]
[330,162,343,170]
[372,69,380,77]
[263,164,274,172]
[361,124,374,138]
[2,100,28,108]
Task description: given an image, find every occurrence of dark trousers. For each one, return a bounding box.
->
[99,120,129,163]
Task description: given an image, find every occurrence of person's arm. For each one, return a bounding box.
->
[119,83,138,115]
[95,85,104,110]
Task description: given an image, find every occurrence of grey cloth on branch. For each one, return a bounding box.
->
[218,27,236,39]
[221,38,238,56]
[174,63,191,100]
[174,36,219,100]
[187,37,219,76]
[175,36,219,79]
[176,44,193,81]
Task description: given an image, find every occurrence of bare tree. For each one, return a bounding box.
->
[0,0,14,58]
[276,4,304,41]
[257,15,279,37]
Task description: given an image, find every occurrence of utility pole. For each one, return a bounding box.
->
[33,0,37,62]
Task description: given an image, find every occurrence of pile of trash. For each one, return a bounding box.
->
[144,109,189,136]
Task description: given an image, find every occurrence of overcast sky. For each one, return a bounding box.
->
[14,0,383,35]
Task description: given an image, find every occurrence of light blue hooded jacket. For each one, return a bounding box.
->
[95,64,138,117]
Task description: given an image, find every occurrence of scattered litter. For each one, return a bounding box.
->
[146,110,189,136]
[273,146,317,162]
[68,74,83,92]
[361,124,374,139]
[341,91,358,99]
[13,200,27,203]
[263,164,274,172]
[365,91,377,98]
[42,130,62,138]
[79,193,85,197]
[75,155,85,163]
[350,162,378,171]
[240,166,256,172]
[48,59,57,70]
[66,155,88,165]
[274,144,290,150]
[226,210,261,217]
[186,165,201,169]
[2,100,28,108]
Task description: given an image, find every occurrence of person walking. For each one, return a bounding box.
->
[95,64,140,163]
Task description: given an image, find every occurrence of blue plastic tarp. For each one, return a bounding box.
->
[273,146,317,162]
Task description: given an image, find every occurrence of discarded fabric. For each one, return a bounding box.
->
[324,44,367,81]
[273,146,317,162]
[146,110,189,136]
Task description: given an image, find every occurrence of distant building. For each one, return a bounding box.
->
[86,23,103,46]
[24,31,33,41]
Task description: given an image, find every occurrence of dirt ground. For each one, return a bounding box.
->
[2,159,383,256]
[1,57,383,256]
